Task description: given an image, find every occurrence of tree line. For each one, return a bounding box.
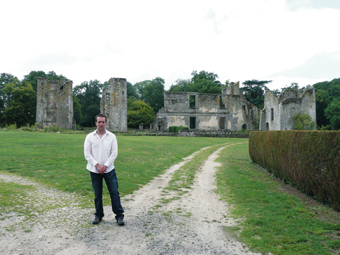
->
[1,70,339,130]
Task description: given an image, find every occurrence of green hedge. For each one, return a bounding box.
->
[169,126,189,133]
[249,131,340,211]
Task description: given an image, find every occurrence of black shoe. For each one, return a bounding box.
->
[117,218,125,226]
[92,216,102,224]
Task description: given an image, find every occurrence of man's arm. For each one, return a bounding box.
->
[104,134,118,167]
[84,135,98,168]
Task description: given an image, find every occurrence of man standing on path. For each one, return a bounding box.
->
[84,113,125,225]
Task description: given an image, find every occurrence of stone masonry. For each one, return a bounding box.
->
[100,78,127,132]
[36,78,74,129]
[259,88,316,130]
[153,82,258,131]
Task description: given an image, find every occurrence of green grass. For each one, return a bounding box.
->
[1,131,340,254]
[0,182,36,219]
[216,142,340,255]
[0,131,235,201]
[161,143,228,204]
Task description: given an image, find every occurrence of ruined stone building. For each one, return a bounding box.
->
[153,82,258,131]
[36,78,75,129]
[100,78,127,132]
[259,88,316,130]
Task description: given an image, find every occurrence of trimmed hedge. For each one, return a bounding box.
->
[169,126,189,133]
[249,131,340,211]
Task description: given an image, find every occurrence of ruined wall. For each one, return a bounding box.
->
[164,92,191,112]
[260,88,316,131]
[223,82,258,131]
[301,88,317,125]
[198,115,219,129]
[197,94,220,113]
[100,78,127,132]
[260,90,280,130]
[155,82,258,131]
[36,78,74,129]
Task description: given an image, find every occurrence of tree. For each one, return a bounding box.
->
[281,82,299,91]
[314,78,340,129]
[169,70,224,94]
[324,97,340,130]
[191,70,221,85]
[127,99,156,129]
[127,81,139,99]
[73,80,102,127]
[169,79,191,92]
[315,89,330,128]
[0,73,18,122]
[141,77,165,112]
[24,70,66,91]
[133,77,165,112]
[241,80,272,109]
[73,95,83,127]
[1,80,36,127]
[188,70,223,93]
[134,80,151,99]
[293,113,315,130]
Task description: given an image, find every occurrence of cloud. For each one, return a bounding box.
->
[270,52,340,79]
[287,0,340,10]
[0,0,339,91]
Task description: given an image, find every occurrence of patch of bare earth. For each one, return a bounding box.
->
[1,146,263,255]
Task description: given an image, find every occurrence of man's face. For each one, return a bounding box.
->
[95,117,107,131]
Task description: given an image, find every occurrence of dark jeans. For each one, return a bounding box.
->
[90,169,124,220]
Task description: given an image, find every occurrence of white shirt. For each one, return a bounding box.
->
[84,130,118,173]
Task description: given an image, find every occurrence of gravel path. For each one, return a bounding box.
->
[0,145,262,255]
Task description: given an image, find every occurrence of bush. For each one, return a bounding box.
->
[169,126,189,133]
[4,123,17,130]
[249,131,340,211]
[44,125,62,133]
[293,113,315,130]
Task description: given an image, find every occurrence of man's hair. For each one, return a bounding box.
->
[95,113,107,122]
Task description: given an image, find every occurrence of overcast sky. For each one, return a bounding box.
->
[1,0,340,91]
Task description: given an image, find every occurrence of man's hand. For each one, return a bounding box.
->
[96,163,107,174]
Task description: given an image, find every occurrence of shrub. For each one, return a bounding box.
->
[169,126,189,133]
[4,123,17,130]
[44,125,62,133]
[293,113,315,130]
[249,131,340,211]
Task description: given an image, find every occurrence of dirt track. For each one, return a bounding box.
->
[0,145,262,255]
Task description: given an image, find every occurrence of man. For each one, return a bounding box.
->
[84,113,125,225]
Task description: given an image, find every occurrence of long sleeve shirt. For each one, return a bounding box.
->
[84,130,118,173]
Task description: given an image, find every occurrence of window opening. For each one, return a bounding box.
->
[219,96,225,108]
[219,117,226,129]
[190,117,196,129]
[271,108,274,121]
[189,95,196,108]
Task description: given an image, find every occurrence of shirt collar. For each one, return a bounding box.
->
[93,130,107,136]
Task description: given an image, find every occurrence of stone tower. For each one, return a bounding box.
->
[36,78,74,129]
[259,88,316,130]
[100,78,127,132]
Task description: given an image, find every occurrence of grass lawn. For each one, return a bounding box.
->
[1,131,339,254]
[0,131,235,200]
[216,142,340,255]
